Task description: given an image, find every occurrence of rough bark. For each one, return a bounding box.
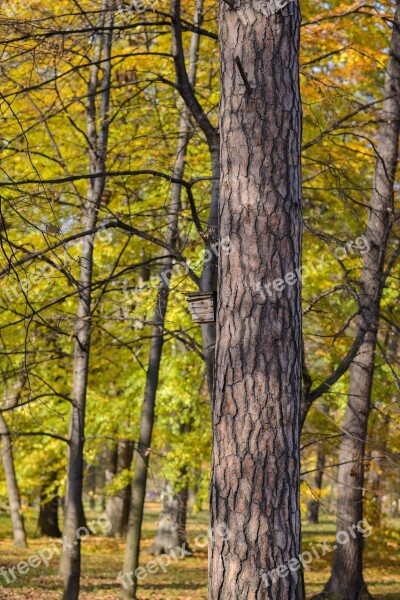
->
[121,6,203,596]
[320,4,400,599]
[210,1,303,599]
[106,440,133,537]
[307,443,326,524]
[61,4,114,598]
[148,481,190,555]
[0,379,27,547]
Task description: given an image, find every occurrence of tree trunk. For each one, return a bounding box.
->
[199,141,220,395]
[39,487,61,538]
[149,481,190,555]
[0,413,27,547]
[307,443,326,524]
[104,441,118,528]
[210,1,303,598]
[171,0,220,399]
[121,6,203,596]
[87,463,96,510]
[106,440,133,537]
[61,4,114,598]
[366,448,384,529]
[320,4,400,599]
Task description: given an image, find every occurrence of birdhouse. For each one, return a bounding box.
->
[186,292,217,324]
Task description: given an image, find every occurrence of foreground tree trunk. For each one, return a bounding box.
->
[121,6,202,595]
[61,4,114,598]
[320,4,400,599]
[106,440,133,537]
[210,1,303,598]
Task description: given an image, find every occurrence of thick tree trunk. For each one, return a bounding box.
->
[210,2,303,599]
[307,443,326,524]
[320,4,400,599]
[39,486,61,538]
[149,481,190,555]
[0,413,27,547]
[106,440,133,537]
[121,7,202,596]
[61,4,114,598]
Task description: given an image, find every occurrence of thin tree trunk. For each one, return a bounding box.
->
[87,463,96,510]
[0,413,27,547]
[121,5,203,596]
[320,4,400,599]
[106,440,133,537]
[0,378,27,547]
[210,1,303,598]
[171,0,220,399]
[199,142,220,395]
[307,443,326,524]
[61,4,114,598]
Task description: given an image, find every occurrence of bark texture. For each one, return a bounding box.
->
[321,4,400,599]
[210,2,303,599]
[121,6,202,595]
[61,4,114,598]
[0,379,27,547]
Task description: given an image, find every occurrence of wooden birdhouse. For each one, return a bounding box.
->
[186,292,217,324]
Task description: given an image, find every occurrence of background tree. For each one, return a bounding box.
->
[61,3,115,598]
[0,377,27,548]
[318,2,400,598]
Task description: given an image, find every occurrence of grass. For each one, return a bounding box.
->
[0,505,399,599]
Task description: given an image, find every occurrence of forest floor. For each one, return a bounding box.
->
[0,504,399,599]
